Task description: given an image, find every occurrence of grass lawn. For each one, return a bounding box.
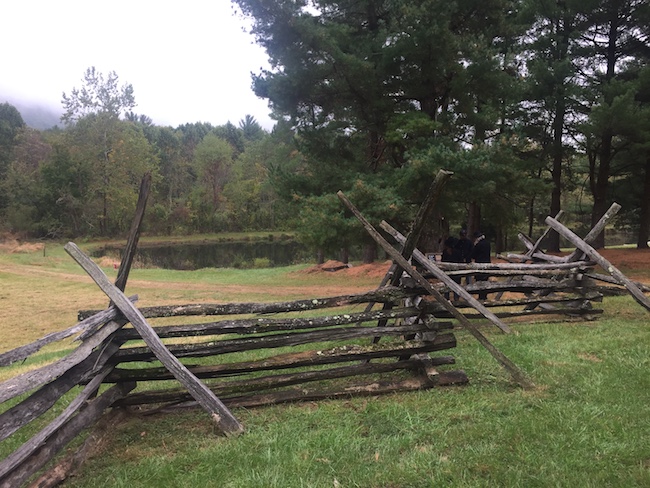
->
[1,242,649,487]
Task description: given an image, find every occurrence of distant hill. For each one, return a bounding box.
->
[0,96,62,130]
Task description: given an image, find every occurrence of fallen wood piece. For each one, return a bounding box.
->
[0,297,134,368]
[65,242,244,437]
[115,356,450,406]
[426,307,603,320]
[584,272,650,292]
[0,367,113,480]
[425,293,603,311]
[527,210,564,256]
[337,191,535,389]
[114,307,424,341]
[371,170,453,342]
[565,203,621,262]
[381,222,513,334]
[107,342,456,383]
[78,287,412,320]
[112,324,448,363]
[494,211,564,301]
[501,252,568,263]
[517,232,536,252]
[412,353,440,386]
[28,408,128,488]
[545,217,650,312]
[0,341,120,443]
[437,268,584,278]
[148,372,469,412]
[435,261,593,271]
[0,381,135,488]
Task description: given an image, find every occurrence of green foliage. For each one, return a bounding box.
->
[61,67,136,124]
[0,102,26,212]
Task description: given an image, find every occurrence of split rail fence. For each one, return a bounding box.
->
[1,171,648,487]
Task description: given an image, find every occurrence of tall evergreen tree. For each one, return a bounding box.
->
[577,0,649,248]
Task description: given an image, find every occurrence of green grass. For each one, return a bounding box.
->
[57,298,650,487]
[1,242,649,487]
[54,319,648,487]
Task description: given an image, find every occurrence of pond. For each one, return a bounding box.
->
[93,239,311,270]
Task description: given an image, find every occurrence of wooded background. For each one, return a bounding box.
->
[1,0,648,258]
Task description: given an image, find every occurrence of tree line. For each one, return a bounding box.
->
[0,0,649,262]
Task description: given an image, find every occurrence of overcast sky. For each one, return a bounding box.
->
[1,0,275,129]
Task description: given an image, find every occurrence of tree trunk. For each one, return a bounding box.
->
[589,12,618,250]
[339,247,349,264]
[637,156,650,248]
[362,242,377,264]
[467,202,481,238]
[590,131,613,249]
[548,98,565,252]
[495,226,505,254]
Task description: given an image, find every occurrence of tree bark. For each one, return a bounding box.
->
[637,156,650,248]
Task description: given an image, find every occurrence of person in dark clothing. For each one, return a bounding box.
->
[471,231,491,263]
[441,236,457,263]
[454,229,473,264]
[471,231,491,299]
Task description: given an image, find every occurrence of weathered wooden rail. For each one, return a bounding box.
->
[1,170,647,487]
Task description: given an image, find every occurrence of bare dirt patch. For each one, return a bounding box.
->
[297,260,392,279]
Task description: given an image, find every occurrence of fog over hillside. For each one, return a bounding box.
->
[0,95,62,130]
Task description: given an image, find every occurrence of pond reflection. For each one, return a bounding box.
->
[94,240,310,270]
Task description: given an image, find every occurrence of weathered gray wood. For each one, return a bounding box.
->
[545,217,650,312]
[64,242,244,436]
[0,317,127,404]
[112,324,448,363]
[0,382,134,488]
[517,232,536,252]
[565,202,621,262]
[152,372,469,412]
[584,272,650,292]
[382,222,513,334]
[115,355,454,406]
[435,261,592,271]
[114,307,424,340]
[78,287,411,320]
[439,268,584,278]
[114,172,151,293]
[108,342,456,383]
[371,170,453,342]
[422,292,603,312]
[220,371,469,408]
[501,252,568,263]
[497,210,565,305]
[337,191,535,389]
[528,210,564,256]
[28,409,128,488]
[0,299,133,367]
[428,307,602,320]
[0,368,112,479]
[0,341,120,442]
[390,169,454,281]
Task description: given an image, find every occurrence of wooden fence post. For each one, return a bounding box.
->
[337,191,535,389]
[545,217,650,312]
[64,242,245,436]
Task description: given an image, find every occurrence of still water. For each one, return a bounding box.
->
[94,240,310,270]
